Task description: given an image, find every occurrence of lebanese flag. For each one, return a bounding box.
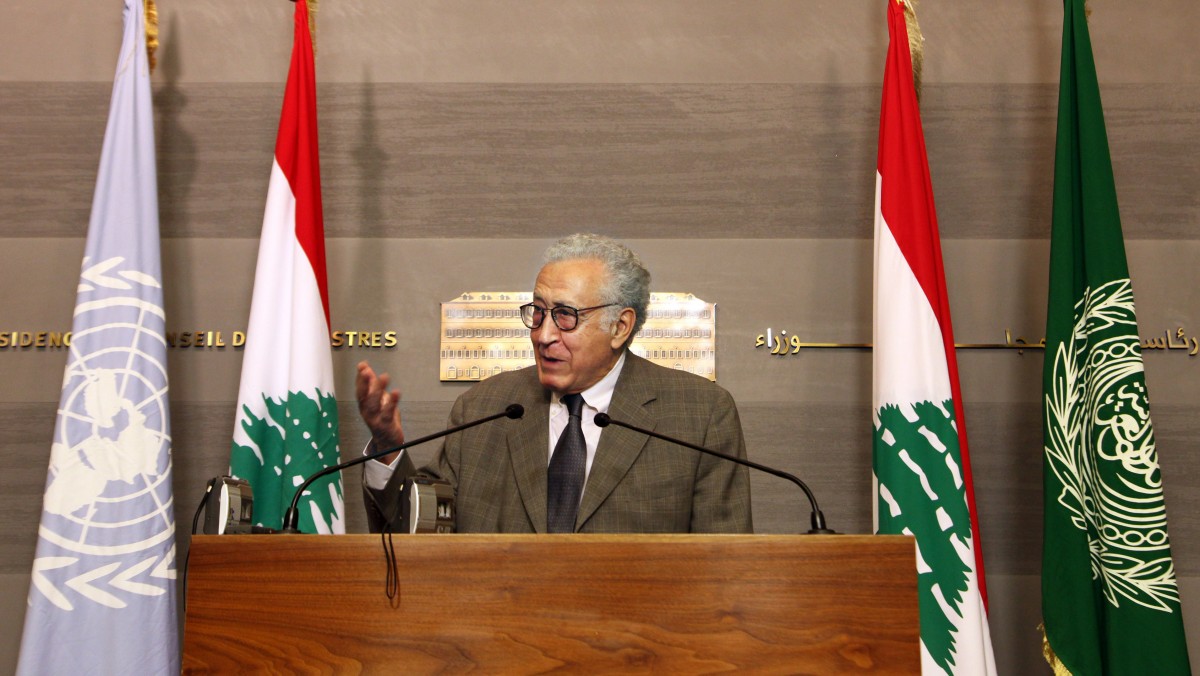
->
[871,1,995,673]
[230,0,343,534]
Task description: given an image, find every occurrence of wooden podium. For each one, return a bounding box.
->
[183,534,918,674]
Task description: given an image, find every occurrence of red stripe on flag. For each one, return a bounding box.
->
[877,0,988,608]
[274,0,331,331]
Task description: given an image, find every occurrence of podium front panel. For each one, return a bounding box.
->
[183,534,918,674]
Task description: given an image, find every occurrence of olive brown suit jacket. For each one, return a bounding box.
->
[364,354,753,533]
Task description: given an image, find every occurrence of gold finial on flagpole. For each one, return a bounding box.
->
[145,0,158,73]
[288,0,319,55]
[307,0,318,55]
[901,0,925,103]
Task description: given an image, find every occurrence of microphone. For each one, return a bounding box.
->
[593,412,834,534]
[280,403,525,533]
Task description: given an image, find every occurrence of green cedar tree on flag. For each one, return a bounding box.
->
[871,2,995,673]
[1040,1,1191,673]
[230,0,343,533]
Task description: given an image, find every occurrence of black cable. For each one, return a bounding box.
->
[382,525,399,604]
[181,478,217,616]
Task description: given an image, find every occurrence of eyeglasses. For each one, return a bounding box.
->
[519,303,618,331]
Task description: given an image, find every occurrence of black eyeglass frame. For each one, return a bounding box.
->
[518,302,619,331]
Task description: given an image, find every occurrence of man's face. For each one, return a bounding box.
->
[530,258,626,395]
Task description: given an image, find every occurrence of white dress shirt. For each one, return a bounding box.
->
[547,351,624,480]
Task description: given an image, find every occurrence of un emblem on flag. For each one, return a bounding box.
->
[32,257,176,610]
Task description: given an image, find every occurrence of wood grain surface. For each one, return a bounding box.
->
[182,534,918,674]
[3,82,1195,239]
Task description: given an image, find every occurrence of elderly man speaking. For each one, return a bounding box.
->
[357,234,752,534]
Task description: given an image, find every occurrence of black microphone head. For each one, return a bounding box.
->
[593,412,611,427]
[505,404,525,419]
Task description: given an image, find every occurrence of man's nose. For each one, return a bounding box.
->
[534,319,560,344]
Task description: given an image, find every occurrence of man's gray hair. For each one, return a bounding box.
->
[543,233,651,343]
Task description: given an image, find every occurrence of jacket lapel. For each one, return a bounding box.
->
[508,379,551,532]
[575,355,657,529]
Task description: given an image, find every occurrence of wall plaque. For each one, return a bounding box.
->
[439,292,717,382]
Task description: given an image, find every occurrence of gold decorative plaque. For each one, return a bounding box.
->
[439,292,717,382]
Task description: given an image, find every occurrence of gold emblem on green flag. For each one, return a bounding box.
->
[1045,280,1179,612]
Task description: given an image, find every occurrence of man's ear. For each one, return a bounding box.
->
[609,307,636,349]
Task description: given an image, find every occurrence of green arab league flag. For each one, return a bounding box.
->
[1041,1,1190,674]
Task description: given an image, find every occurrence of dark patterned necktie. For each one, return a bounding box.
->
[547,393,586,533]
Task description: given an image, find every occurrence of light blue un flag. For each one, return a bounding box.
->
[17,0,178,673]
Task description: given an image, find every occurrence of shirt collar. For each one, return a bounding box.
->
[551,351,626,413]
